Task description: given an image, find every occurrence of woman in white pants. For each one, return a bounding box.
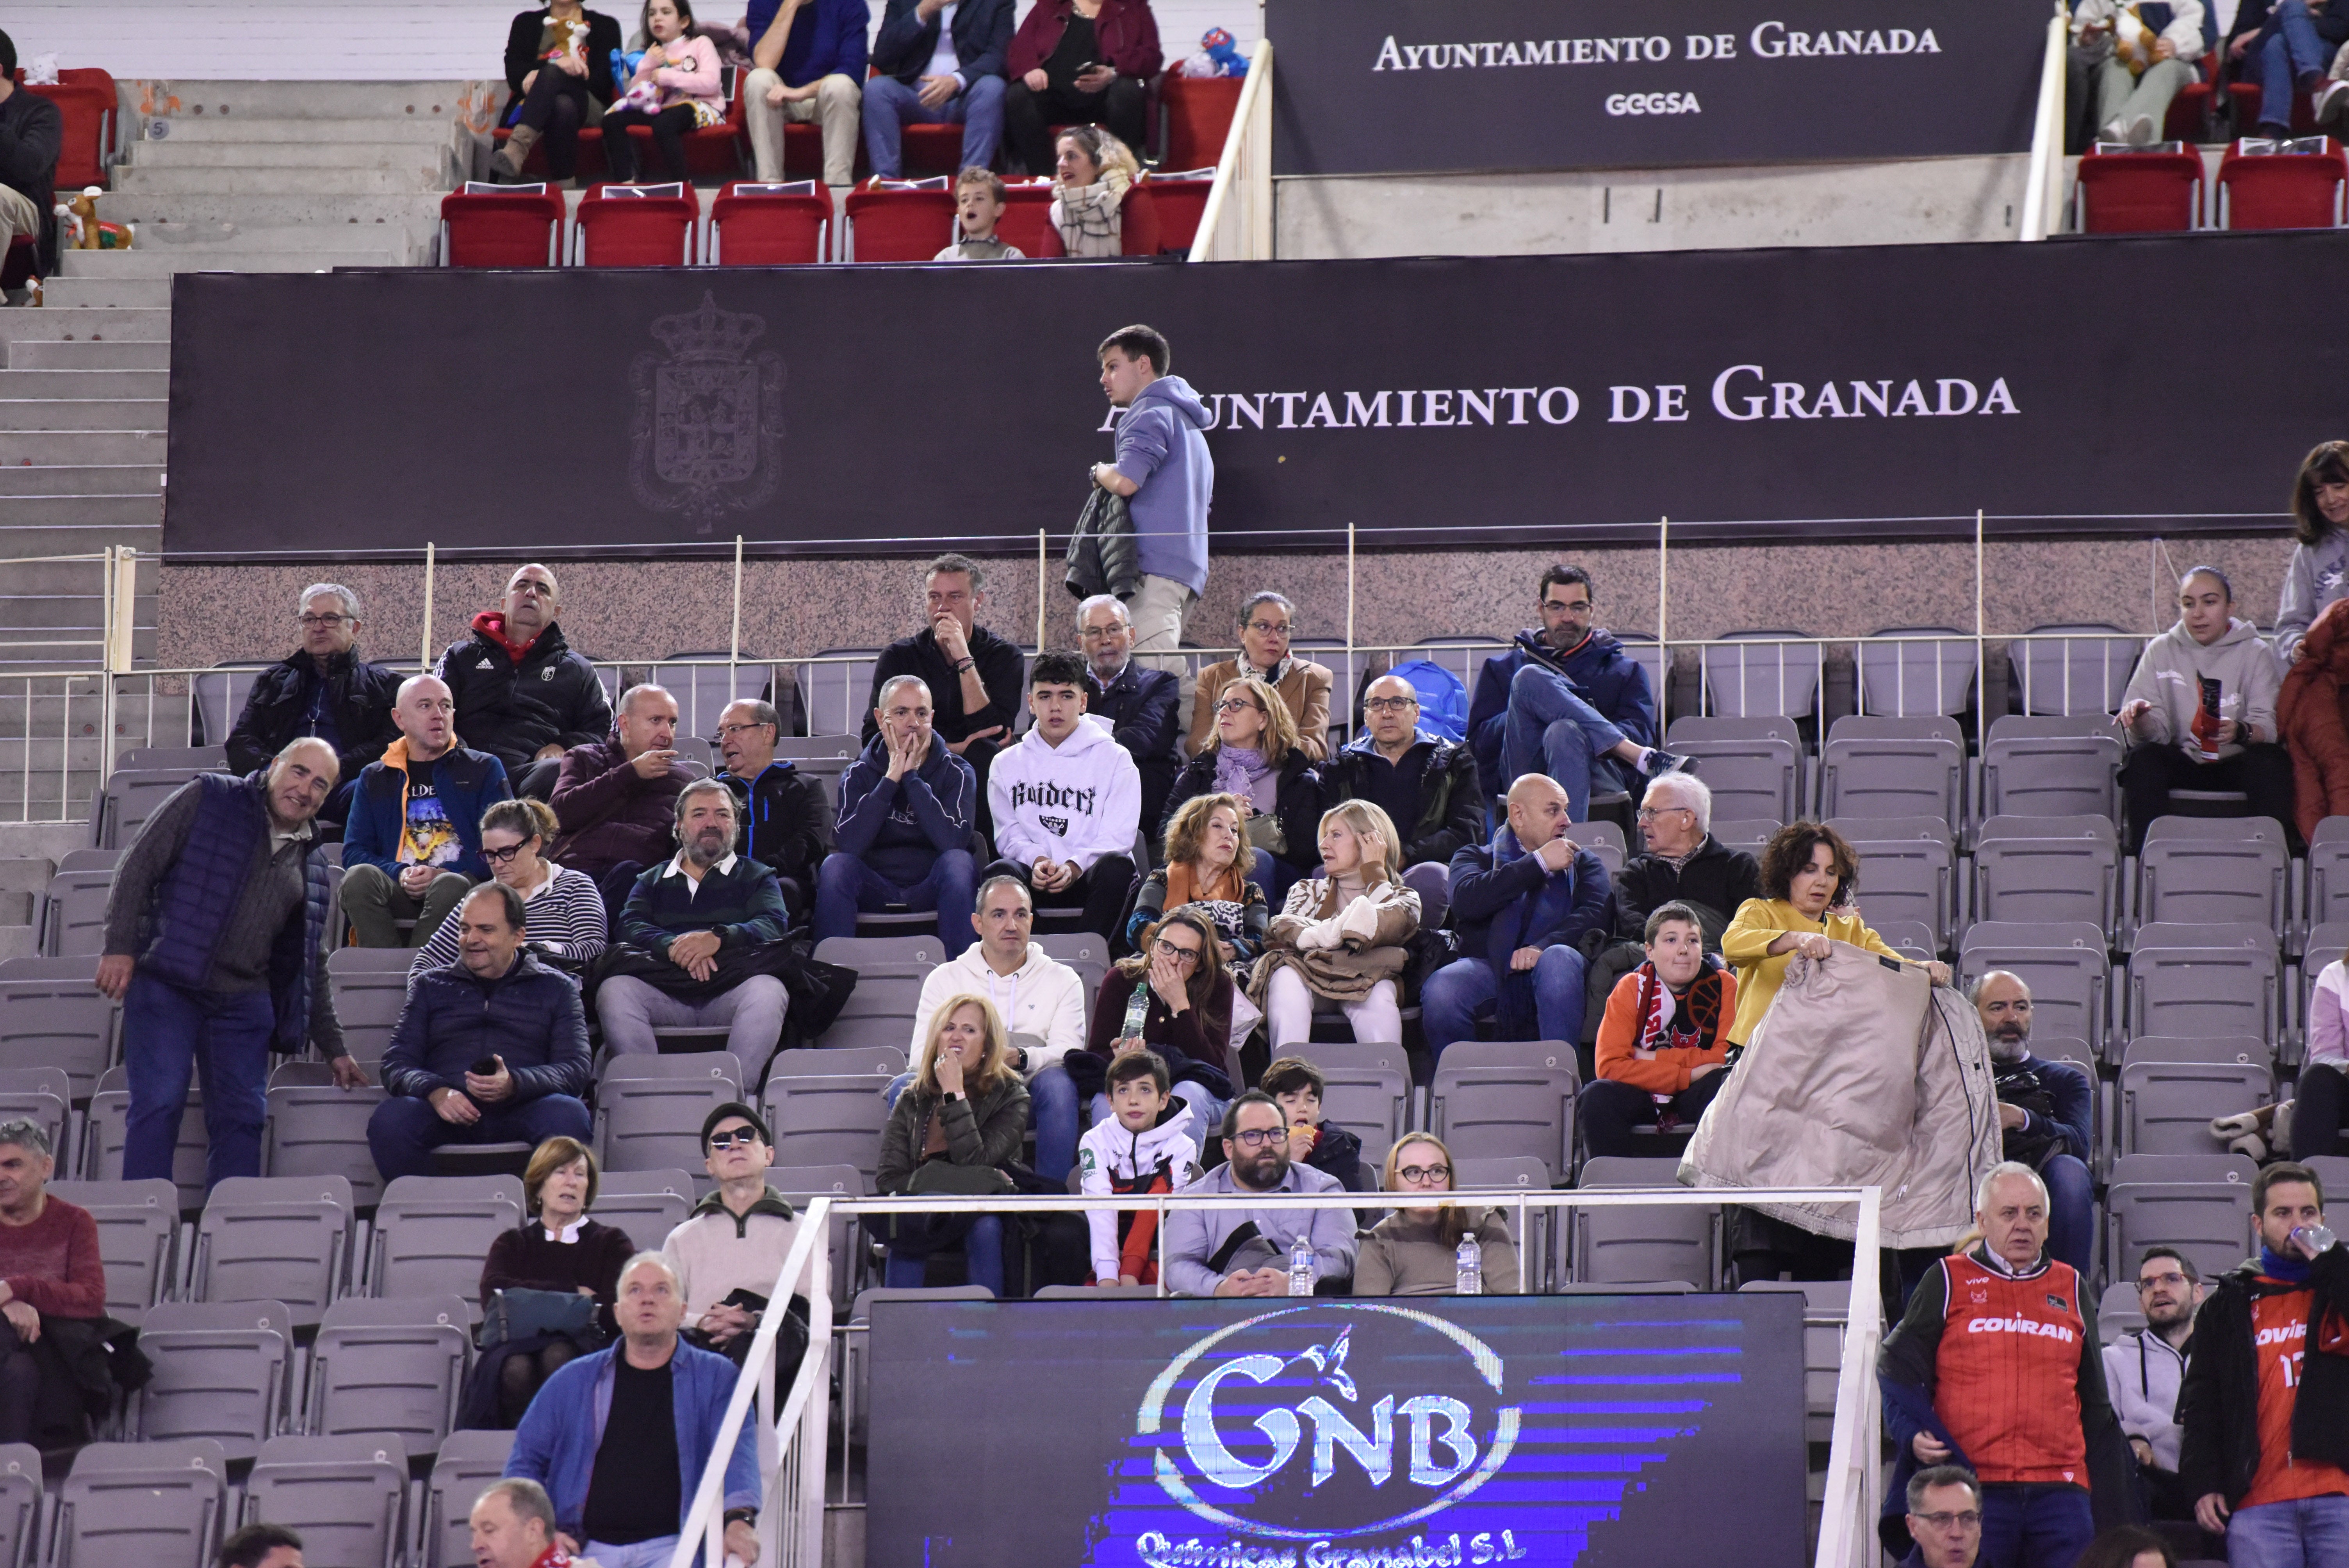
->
[1251,801,1421,1048]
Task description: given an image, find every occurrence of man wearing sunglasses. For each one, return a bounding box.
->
[660,1104,806,1371]
[1162,1091,1355,1297]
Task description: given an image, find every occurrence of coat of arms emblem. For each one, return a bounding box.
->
[628,291,785,529]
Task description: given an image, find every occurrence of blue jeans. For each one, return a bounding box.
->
[2042,1154,2093,1278]
[1420,947,1588,1058]
[861,74,1006,178]
[581,1540,678,1568]
[813,848,977,955]
[888,1063,1079,1183]
[365,1094,593,1183]
[885,1213,1006,1294]
[2226,1494,2349,1568]
[1501,663,1630,821]
[122,974,273,1192]
[2258,0,2331,131]
[1978,1483,2093,1568]
[1088,1082,1223,1150]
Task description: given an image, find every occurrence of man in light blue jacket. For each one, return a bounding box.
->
[1163,1092,1356,1297]
[1091,323,1214,721]
[506,1253,761,1568]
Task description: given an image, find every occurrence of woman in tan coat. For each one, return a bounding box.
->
[1249,800,1419,1048]
[1185,592,1335,762]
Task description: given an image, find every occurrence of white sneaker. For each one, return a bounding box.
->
[2125,112,2157,146]
[2317,78,2349,126]
[2100,117,2129,144]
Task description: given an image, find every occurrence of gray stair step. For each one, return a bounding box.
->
[144,116,457,145]
[5,341,170,370]
[0,401,168,433]
[37,279,173,310]
[113,166,445,197]
[100,196,447,233]
[0,493,164,526]
[0,529,163,560]
[0,369,169,398]
[0,431,166,464]
[133,141,450,173]
[0,464,162,496]
[0,558,153,595]
[142,82,476,120]
[0,310,171,346]
[55,245,406,277]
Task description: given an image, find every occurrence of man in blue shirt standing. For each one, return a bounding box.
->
[743,0,868,187]
[1091,323,1214,731]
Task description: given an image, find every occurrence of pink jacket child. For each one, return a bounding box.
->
[615,33,725,121]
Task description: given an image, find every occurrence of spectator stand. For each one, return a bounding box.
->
[2215,135,2349,229]
[707,180,834,265]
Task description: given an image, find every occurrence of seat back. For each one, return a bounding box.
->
[2007,629,2137,717]
[1427,1042,1579,1185]
[575,184,700,265]
[2116,1060,2273,1156]
[1145,167,1215,252]
[1161,74,1244,169]
[1700,633,1820,718]
[991,180,1057,255]
[369,1176,524,1315]
[2127,946,2278,1042]
[2216,137,2348,229]
[2137,819,2290,933]
[843,184,957,262]
[192,1175,353,1326]
[1957,934,2109,1055]
[1981,728,2124,820]
[57,1439,229,1568]
[438,191,564,267]
[2105,1180,2253,1286]
[710,182,833,264]
[243,1433,408,1568]
[2076,148,2205,232]
[1855,629,1975,718]
[0,1066,70,1165]
[1831,828,1957,953]
[815,961,927,1052]
[134,1301,292,1462]
[1971,831,2118,928]
[1667,738,1802,825]
[426,1429,517,1568]
[595,1054,743,1174]
[263,1080,390,1209]
[1572,1156,1717,1289]
[327,948,421,1073]
[764,1074,891,1189]
[49,1178,180,1324]
[800,649,880,737]
[0,955,117,1106]
[93,770,200,851]
[0,1443,36,1568]
[23,82,113,189]
[39,871,112,958]
[309,1295,474,1458]
[2096,1278,2147,1342]
[84,1067,209,1210]
[2307,823,2349,931]
[592,1168,698,1245]
[1818,736,1962,827]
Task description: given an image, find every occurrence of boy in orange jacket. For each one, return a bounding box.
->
[1580,900,1737,1158]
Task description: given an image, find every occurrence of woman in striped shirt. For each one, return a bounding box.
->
[409,797,608,978]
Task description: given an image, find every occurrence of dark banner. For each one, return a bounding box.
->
[1267,0,2046,176]
[164,234,2343,559]
[866,1295,1807,1566]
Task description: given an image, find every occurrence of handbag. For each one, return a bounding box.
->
[906,1158,1014,1197]
[479,1287,601,1350]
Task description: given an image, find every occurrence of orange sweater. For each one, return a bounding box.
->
[1593,966,1738,1094]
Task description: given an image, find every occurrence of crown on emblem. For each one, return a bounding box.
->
[649,292,765,362]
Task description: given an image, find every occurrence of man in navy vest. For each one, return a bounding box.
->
[97,738,363,1192]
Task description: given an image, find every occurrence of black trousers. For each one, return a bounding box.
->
[602,103,699,183]
[1003,76,1148,175]
[984,853,1136,939]
[2118,741,2296,853]
[2294,1062,2349,1159]
[1579,1071,1729,1160]
[512,68,593,179]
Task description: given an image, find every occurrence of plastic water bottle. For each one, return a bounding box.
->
[1287,1233,1315,1296]
[1119,986,1150,1048]
[1455,1237,1483,1296]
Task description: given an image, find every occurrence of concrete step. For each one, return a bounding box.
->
[94,198,440,246]
[113,166,446,197]
[133,141,450,173]
[0,402,169,433]
[0,431,167,464]
[38,280,173,310]
[0,493,164,526]
[0,369,169,399]
[55,243,408,276]
[0,531,163,561]
[0,465,163,496]
[0,311,171,346]
[5,342,171,370]
[143,82,478,120]
[146,116,457,146]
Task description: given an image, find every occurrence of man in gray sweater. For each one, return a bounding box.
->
[97,739,362,1192]
[1163,1092,1356,1298]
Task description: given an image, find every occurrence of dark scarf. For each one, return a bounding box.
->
[1487,824,1580,1039]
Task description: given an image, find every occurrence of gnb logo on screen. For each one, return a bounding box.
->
[1135,1304,1521,1541]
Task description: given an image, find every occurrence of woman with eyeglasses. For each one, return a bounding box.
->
[1127,792,1267,969]
[877,994,1029,1294]
[1087,907,1235,1146]
[462,1135,635,1427]
[1354,1133,1518,1297]
[1248,800,1420,1050]
[410,798,608,980]
[1161,675,1325,907]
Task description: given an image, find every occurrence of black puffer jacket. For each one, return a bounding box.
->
[435,615,613,779]
[223,648,405,780]
[1319,735,1484,870]
[1159,748,1325,873]
[875,1075,1031,1193]
[380,950,593,1105]
[1607,835,1763,946]
[2178,1246,2349,1507]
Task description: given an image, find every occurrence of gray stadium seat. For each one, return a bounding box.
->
[2008,626,2135,717]
[1572,1155,1717,1290]
[2303,1155,2349,1199]
[649,656,775,741]
[801,650,880,737]
[1666,738,1803,826]
[1857,629,1975,718]
[326,948,419,1074]
[115,746,226,773]
[48,1178,179,1324]
[2095,1278,2147,1342]
[425,1429,517,1568]
[1738,1279,1847,1441]
[0,957,114,1104]
[55,1439,230,1568]
[1575,820,1627,877]
[190,662,274,751]
[82,1064,206,1210]
[191,1174,353,1326]
[91,770,201,852]
[2136,816,2290,936]
[0,1066,70,1164]
[2127,933,2279,1043]
[770,1044,905,1078]
[1701,632,1820,719]
[1552,1281,1696,1294]
[1959,922,2112,1058]
[812,934,941,968]
[367,1176,524,1316]
[1818,722,1963,826]
[1972,815,2119,928]
[1033,931,1112,968]
[591,1169,697,1245]
[242,1433,408,1568]
[37,871,111,959]
[1667,714,1803,748]
[1278,1041,1411,1165]
[2028,1037,2103,1171]
[2105,1180,2253,1288]
[595,1053,743,1174]
[1873,919,1940,962]
[2108,1152,2261,1186]
[2306,818,2349,937]
[134,1302,293,1460]
[773,734,857,763]
[0,1443,36,1568]
[765,1074,891,1189]
[770,1162,868,1307]
[2117,1061,2272,1157]
[262,1064,388,1209]
[1829,818,1957,953]
[2118,1037,2272,1072]
[815,961,928,1053]
[1980,719,2124,821]
[308,1295,472,1458]
[1706,818,1781,851]
[1428,1041,1579,1185]
[55,849,118,875]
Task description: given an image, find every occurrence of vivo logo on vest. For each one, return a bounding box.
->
[1137,1305,1522,1542]
[1964,1316,2076,1342]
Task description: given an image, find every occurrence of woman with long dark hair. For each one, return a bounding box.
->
[2275,439,2349,665]
[601,0,726,183]
[1087,905,1234,1145]
[493,0,624,184]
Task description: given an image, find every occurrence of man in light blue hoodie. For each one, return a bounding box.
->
[1090,323,1214,719]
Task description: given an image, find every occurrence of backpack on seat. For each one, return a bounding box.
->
[1385,659,1470,743]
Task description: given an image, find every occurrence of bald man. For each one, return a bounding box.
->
[343,674,512,949]
[98,738,364,1192]
[436,563,613,798]
[1321,674,1485,870]
[1422,774,1614,1064]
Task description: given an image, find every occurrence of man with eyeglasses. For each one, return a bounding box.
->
[1466,563,1686,819]
[661,1104,807,1378]
[437,564,613,800]
[1322,674,1488,873]
[1900,1467,1985,1568]
[714,698,833,924]
[862,554,1026,813]
[1186,592,1335,763]
[1581,773,1760,1047]
[2101,1247,2203,1536]
[342,675,511,949]
[1162,1091,1356,1297]
[224,583,401,824]
[1075,595,1181,837]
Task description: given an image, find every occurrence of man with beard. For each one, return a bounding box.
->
[1162,1091,1356,1297]
[1973,971,2095,1277]
[2102,1247,2206,1538]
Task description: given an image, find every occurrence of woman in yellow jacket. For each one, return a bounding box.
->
[1722,821,1952,1045]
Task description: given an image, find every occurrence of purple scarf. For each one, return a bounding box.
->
[1212,746,1278,814]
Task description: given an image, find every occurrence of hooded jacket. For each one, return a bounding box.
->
[909,943,1088,1075]
[1111,376,1214,594]
[344,738,512,881]
[1077,1098,1201,1285]
[2118,614,2280,762]
[2102,1325,2191,1474]
[1322,732,1485,869]
[437,613,613,779]
[987,717,1142,875]
[832,734,977,887]
[2278,596,2349,837]
[547,736,687,875]
[223,647,403,781]
[2276,526,2349,667]
[1467,631,1659,801]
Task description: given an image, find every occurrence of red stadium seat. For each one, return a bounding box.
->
[841,180,956,261]
[900,126,967,176]
[2215,136,2347,228]
[1160,75,1242,171]
[14,76,115,189]
[709,179,833,264]
[2073,148,2204,232]
[993,181,1057,255]
[608,69,747,181]
[437,189,566,267]
[574,182,701,265]
[2164,57,2216,142]
[1027,182,1163,258]
[2225,83,2319,136]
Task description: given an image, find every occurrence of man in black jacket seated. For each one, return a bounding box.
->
[0,32,61,285]
[436,563,613,800]
[861,0,1012,178]
[1077,594,1181,843]
[715,697,833,922]
[224,583,402,825]
[366,881,592,1182]
[1580,772,1759,1044]
[1321,675,1484,873]
[863,554,1025,822]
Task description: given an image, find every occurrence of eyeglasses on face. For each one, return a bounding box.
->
[1245,620,1292,637]
[481,841,531,864]
[706,1128,763,1150]
[1229,1127,1285,1149]
[1364,696,1417,713]
[2138,1270,2190,1290]
[1395,1163,1451,1185]
[1215,698,1263,715]
[1911,1512,1981,1533]
[1635,806,1693,822]
[714,722,773,739]
[1541,598,1591,615]
[1153,938,1202,966]
[298,613,351,628]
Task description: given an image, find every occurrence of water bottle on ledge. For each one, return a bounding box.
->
[1288,1233,1314,1296]
[1455,1237,1483,1296]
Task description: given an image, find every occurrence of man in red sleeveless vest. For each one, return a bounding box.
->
[2177,1162,2349,1567]
[1878,1162,2127,1568]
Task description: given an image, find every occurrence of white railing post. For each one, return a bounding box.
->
[1189,39,1275,262]
[2020,0,2069,241]
[420,542,438,669]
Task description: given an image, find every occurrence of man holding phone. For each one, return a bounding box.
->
[367,882,592,1182]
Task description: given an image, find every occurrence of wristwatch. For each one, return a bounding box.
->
[724,1508,757,1528]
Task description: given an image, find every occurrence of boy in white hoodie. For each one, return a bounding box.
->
[2116,565,2294,853]
[985,651,1143,938]
[1078,1048,1202,1287]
